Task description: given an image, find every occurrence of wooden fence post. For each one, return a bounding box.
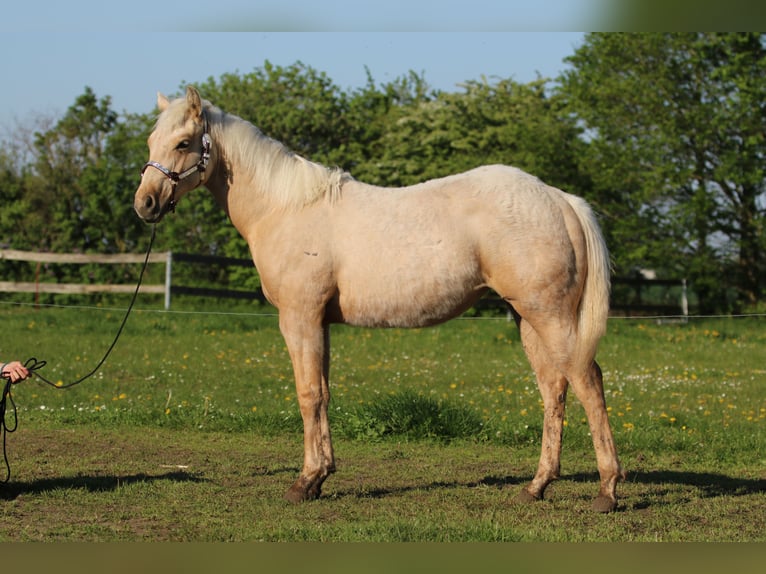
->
[165,251,173,310]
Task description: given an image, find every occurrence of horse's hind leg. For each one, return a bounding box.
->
[514,318,569,504]
[568,359,624,512]
[513,313,623,512]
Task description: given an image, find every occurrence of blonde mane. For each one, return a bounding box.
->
[206,104,349,210]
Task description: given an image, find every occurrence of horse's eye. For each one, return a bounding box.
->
[176,140,191,150]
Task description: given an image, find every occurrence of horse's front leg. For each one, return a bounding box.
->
[280,314,335,503]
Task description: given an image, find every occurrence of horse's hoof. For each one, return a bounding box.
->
[592,495,617,513]
[284,485,307,504]
[513,489,541,504]
[284,479,322,504]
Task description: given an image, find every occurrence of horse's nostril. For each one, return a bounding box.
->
[144,195,155,210]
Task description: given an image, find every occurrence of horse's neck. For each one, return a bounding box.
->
[211,113,344,216]
[204,115,301,237]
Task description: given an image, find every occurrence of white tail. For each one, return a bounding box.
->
[564,194,611,370]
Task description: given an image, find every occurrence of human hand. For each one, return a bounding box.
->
[1,361,30,383]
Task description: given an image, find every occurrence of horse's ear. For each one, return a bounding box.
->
[185,86,203,122]
[157,92,170,112]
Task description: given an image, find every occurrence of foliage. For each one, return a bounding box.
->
[2,36,765,312]
[337,388,489,442]
[560,33,766,312]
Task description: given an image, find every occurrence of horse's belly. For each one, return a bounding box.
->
[331,270,488,328]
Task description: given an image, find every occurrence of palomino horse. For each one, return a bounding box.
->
[135,86,624,512]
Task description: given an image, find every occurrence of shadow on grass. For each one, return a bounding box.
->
[566,469,765,497]
[559,469,766,510]
[332,474,532,500]
[333,469,765,507]
[0,470,207,500]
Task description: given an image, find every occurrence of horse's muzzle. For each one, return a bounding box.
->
[134,188,173,223]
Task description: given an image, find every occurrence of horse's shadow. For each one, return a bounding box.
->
[0,470,207,501]
[332,470,766,507]
[570,469,765,496]
[331,474,530,500]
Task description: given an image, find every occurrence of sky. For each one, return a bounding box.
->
[1,32,585,130]
[0,1,594,132]
[1,0,761,132]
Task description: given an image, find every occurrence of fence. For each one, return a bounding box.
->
[610,276,689,318]
[0,249,688,317]
[475,277,688,319]
[0,249,264,310]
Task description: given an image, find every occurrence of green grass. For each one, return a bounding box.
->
[0,298,764,541]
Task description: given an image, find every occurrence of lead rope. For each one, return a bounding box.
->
[0,224,157,483]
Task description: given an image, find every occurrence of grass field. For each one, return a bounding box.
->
[0,298,764,541]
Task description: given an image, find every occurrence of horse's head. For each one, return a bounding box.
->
[134,86,212,223]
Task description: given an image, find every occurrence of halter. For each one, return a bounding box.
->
[140,113,212,213]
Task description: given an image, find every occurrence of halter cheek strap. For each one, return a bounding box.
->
[141,132,211,183]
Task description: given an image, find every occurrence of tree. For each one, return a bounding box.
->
[27,86,120,252]
[560,33,766,312]
[0,88,154,298]
[343,69,437,186]
[356,76,586,194]
[196,61,350,167]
